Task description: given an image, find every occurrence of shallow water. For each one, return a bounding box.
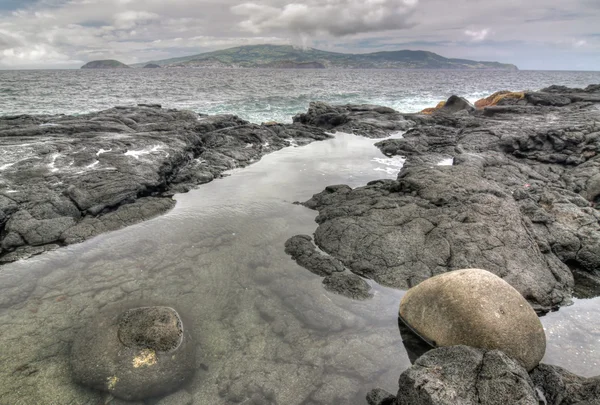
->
[2,69,600,122]
[0,133,598,405]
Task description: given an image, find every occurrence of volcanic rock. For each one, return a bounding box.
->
[293,85,600,312]
[71,306,195,401]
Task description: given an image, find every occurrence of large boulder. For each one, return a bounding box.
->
[399,269,546,371]
[71,306,196,401]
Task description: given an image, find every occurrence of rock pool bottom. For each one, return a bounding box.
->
[0,133,597,405]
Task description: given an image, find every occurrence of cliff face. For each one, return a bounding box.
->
[81,60,130,69]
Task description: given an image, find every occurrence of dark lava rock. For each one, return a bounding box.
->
[284,234,345,276]
[322,272,373,300]
[366,388,397,405]
[293,102,413,138]
[369,345,600,405]
[71,306,195,401]
[440,95,475,113]
[395,346,538,405]
[0,106,331,262]
[531,364,600,405]
[296,85,600,312]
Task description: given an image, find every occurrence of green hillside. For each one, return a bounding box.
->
[134,45,518,70]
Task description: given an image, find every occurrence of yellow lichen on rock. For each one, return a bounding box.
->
[475,91,525,109]
[420,101,446,115]
[132,349,157,368]
[107,375,119,391]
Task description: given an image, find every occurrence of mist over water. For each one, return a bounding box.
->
[2,69,600,122]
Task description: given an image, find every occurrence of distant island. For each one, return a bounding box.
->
[81,60,130,69]
[131,44,518,70]
[143,63,161,69]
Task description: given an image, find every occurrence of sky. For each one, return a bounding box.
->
[0,0,598,70]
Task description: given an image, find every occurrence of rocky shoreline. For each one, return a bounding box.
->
[0,106,330,263]
[1,85,599,404]
[289,84,600,313]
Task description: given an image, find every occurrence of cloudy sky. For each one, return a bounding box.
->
[0,0,598,70]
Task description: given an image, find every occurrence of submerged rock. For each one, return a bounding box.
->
[284,234,345,276]
[71,306,195,401]
[322,272,373,300]
[399,269,546,371]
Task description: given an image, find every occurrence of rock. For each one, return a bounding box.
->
[440,95,475,113]
[530,363,600,405]
[366,388,397,405]
[395,346,539,405]
[474,91,525,108]
[284,235,345,276]
[293,102,412,138]
[0,107,332,262]
[70,306,196,401]
[399,269,546,371]
[322,272,373,300]
[296,84,600,311]
[143,64,161,69]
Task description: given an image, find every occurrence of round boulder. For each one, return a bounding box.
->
[71,306,196,401]
[399,269,546,371]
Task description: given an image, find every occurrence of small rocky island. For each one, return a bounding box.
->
[81,60,131,69]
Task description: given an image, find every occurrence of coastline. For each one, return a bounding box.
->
[0,106,331,263]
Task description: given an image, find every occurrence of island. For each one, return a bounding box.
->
[81,60,130,69]
[143,63,161,69]
[134,44,518,70]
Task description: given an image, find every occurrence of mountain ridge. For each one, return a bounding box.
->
[128,44,518,70]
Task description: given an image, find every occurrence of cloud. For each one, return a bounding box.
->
[232,0,418,37]
[113,10,159,29]
[0,0,598,69]
[464,28,490,42]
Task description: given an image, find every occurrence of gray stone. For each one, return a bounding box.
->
[322,272,373,300]
[284,234,345,276]
[297,84,600,312]
[395,346,538,405]
[530,363,600,405]
[0,107,332,262]
[366,388,397,405]
[440,95,475,113]
[399,269,546,371]
[70,306,196,401]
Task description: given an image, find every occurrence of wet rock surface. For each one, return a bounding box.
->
[291,85,600,312]
[0,105,331,262]
[368,346,600,405]
[399,269,546,371]
[71,305,196,401]
[293,102,413,138]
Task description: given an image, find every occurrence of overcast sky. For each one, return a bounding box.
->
[0,0,598,70]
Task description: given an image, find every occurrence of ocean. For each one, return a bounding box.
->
[2,68,600,121]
